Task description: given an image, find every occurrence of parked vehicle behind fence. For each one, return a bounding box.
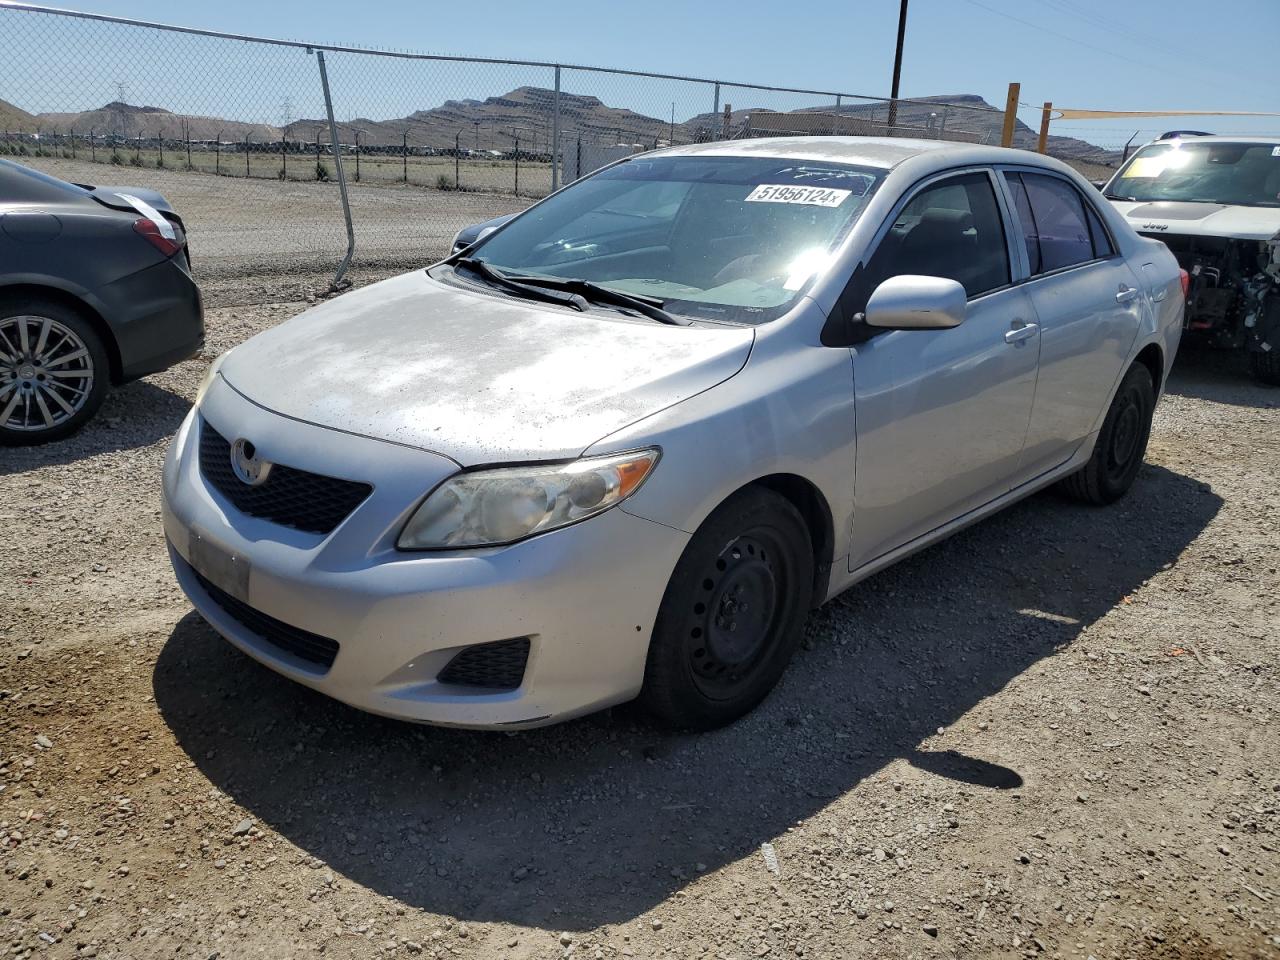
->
[1103,135,1280,384]
[0,159,203,444]
[163,137,1183,731]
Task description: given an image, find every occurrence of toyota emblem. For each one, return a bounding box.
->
[230,438,273,487]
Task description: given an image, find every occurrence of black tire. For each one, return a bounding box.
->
[1249,350,1280,387]
[0,296,109,446]
[1058,363,1154,505]
[639,487,813,730]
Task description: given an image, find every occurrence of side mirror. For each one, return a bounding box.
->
[864,275,967,330]
[450,212,517,254]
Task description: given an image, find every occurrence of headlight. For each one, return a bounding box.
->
[397,448,660,550]
[194,351,229,407]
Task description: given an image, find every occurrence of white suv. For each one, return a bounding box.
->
[1103,134,1280,384]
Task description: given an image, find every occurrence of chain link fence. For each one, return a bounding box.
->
[0,2,1048,296]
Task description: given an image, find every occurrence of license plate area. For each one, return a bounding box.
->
[188,532,250,603]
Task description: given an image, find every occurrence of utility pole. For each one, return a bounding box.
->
[886,0,909,130]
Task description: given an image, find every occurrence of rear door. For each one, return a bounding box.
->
[1000,169,1143,479]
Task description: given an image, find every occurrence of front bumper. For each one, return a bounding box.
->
[161,382,689,729]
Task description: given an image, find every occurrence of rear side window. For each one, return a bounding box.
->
[860,172,1010,299]
[1005,172,1110,274]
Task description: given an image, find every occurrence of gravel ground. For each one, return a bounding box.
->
[1,289,1278,960]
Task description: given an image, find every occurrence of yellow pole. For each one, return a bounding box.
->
[1001,82,1020,148]
[1037,101,1052,154]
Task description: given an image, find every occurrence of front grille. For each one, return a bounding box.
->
[193,570,340,670]
[199,419,372,535]
[437,638,531,690]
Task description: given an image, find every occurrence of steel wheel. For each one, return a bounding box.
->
[641,487,814,730]
[0,314,96,434]
[689,533,782,700]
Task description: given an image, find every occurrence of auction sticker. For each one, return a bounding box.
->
[745,184,851,206]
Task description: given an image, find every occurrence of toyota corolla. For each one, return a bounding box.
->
[162,137,1183,730]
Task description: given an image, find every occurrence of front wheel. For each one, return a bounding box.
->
[639,487,813,730]
[0,298,109,445]
[1058,363,1154,505]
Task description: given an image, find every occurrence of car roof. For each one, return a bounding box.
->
[1139,134,1280,147]
[646,136,1060,172]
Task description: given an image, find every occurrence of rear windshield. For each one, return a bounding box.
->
[461,154,884,324]
[1105,141,1280,207]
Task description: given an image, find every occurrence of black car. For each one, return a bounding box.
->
[0,159,203,444]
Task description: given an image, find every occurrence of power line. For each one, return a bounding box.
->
[954,0,1168,72]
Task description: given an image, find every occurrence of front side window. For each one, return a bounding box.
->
[859,172,1010,301]
[1006,172,1099,273]
[1105,141,1280,207]
[457,155,884,324]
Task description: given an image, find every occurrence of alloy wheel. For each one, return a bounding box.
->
[0,315,96,434]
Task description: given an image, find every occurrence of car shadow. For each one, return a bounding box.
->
[1164,346,1279,409]
[0,379,190,475]
[152,462,1219,930]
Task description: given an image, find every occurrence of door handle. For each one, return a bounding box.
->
[1116,284,1139,303]
[1004,320,1039,344]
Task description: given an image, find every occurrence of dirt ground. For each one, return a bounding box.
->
[1,288,1278,960]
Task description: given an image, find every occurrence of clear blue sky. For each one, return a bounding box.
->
[4,0,1278,147]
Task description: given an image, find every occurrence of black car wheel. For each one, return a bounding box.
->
[1249,350,1280,387]
[1058,363,1154,505]
[0,297,109,445]
[640,487,813,730]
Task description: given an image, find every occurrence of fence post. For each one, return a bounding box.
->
[135,131,142,164]
[513,135,519,196]
[315,130,321,177]
[354,130,361,182]
[454,131,460,189]
[158,133,163,168]
[402,131,408,183]
[245,133,251,176]
[90,127,95,162]
[70,128,75,159]
[1000,82,1020,148]
[281,127,287,178]
[722,103,731,140]
[215,130,221,174]
[315,48,355,291]
[184,120,191,169]
[712,82,720,123]
[1036,101,1052,154]
[551,65,561,192]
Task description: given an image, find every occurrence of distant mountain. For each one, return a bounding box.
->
[24,90,1118,163]
[35,101,275,142]
[687,93,1119,164]
[0,97,36,131]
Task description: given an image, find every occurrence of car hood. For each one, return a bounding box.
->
[218,270,755,465]
[1110,200,1280,241]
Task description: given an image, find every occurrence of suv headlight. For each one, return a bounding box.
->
[397,448,660,550]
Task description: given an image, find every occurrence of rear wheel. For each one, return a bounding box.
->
[640,487,813,730]
[0,298,109,446]
[1249,350,1280,387]
[1058,363,1154,505]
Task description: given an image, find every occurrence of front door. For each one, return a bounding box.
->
[848,170,1040,570]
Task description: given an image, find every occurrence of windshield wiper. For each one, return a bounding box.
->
[455,258,588,312]
[501,275,691,326]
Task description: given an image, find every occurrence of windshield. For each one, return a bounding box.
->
[1106,141,1280,207]
[458,154,884,323]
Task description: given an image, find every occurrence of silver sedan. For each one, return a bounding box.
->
[162,137,1184,730]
